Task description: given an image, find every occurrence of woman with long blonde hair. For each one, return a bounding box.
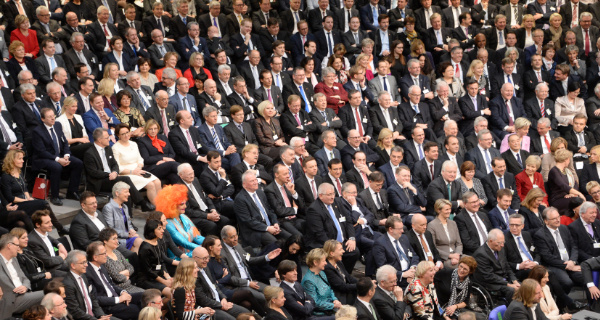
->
[171,258,215,320]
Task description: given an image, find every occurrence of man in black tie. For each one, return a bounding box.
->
[278,260,318,320]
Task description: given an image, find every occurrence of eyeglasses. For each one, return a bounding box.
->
[9,242,19,247]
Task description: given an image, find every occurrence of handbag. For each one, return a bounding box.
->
[32,173,50,200]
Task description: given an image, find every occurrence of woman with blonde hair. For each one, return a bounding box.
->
[302,248,341,316]
[184,52,212,85]
[156,52,183,81]
[253,101,287,159]
[548,149,585,214]
[103,62,125,94]
[138,306,162,320]
[6,40,38,84]
[375,128,402,167]
[10,15,38,58]
[516,155,548,204]
[171,258,215,320]
[544,13,564,49]
[516,14,536,48]
[264,286,293,320]
[98,78,118,112]
[405,261,450,320]
[56,96,91,159]
[409,39,435,70]
[466,59,490,99]
[323,240,357,304]
[500,118,531,153]
[541,137,577,183]
[137,119,180,184]
[520,188,548,234]
[428,199,463,269]
[356,53,375,81]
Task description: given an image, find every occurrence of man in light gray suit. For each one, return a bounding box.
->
[0,233,44,320]
[169,77,202,126]
[124,71,157,118]
[368,60,401,103]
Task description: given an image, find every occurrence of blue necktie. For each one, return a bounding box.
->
[517,236,534,261]
[30,103,41,121]
[327,205,344,242]
[276,74,281,89]
[55,102,61,115]
[252,193,271,226]
[499,177,504,189]
[131,44,137,56]
[507,75,516,97]
[50,127,59,155]
[516,152,523,168]
[137,90,150,111]
[299,85,310,112]
[49,57,57,73]
[211,128,223,151]
[418,144,424,160]
[394,239,409,269]
[372,6,379,28]
[183,17,187,25]
[382,76,388,91]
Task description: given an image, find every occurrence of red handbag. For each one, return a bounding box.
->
[32,173,50,200]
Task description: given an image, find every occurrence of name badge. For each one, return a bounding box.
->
[37,267,41,273]
[449,248,454,253]
[393,119,398,125]
[245,253,251,261]
[530,246,535,252]
[408,251,413,257]
[362,117,368,123]
[273,134,279,140]
[244,140,249,145]
[560,249,568,255]
[196,143,202,149]
[576,161,584,170]
[305,136,309,142]
[169,121,174,126]
[156,264,162,270]
[333,86,339,90]
[594,243,600,249]
[423,89,430,94]
[426,252,433,257]
[12,123,16,129]
[339,216,346,223]
[533,184,538,188]
[191,107,196,112]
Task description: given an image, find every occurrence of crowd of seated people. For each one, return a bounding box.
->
[6,0,600,318]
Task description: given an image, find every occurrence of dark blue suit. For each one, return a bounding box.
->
[102,51,136,73]
[387,182,426,220]
[399,74,432,101]
[372,234,419,287]
[82,108,121,144]
[233,188,283,248]
[197,123,241,171]
[523,45,538,69]
[314,147,341,177]
[178,36,211,68]
[488,206,517,232]
[343,81,375,103]
[169,93,202,126]
[314,29,342,62]
[290,32,316,65]
[31,121,83,198]
[359,4,387,31]
[488,95,525,139]
[378,162,395,189]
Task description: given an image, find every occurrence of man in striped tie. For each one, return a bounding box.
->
[198,106,241,171]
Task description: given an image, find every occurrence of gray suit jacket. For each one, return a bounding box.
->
[124,85,157,118]
[101,199,136,246]
[220,243,267,288]
[0,255,34,319]
[368,74,401,102]
[427,218,463,266]
[254,86,284,113]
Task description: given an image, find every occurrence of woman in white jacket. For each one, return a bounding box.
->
[56,96,92,159]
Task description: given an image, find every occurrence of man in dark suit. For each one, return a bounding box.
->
[294,156,322,207]
[428,83,464,137]
[234,168,291,249]
[370,15,396,59]
[200,79,231,121]
[482,157,520,211]
[198,3,229,39]
[83,129,154,212]
[86,242,141,320]
[178,160,230,236]
[473,229,520,302]
[338,91,375,145]
[564,115,597,167]
[504,213,540,281]
[459,79,492,137]
[197,106,241,170]
[278,260,317,320]
[388,0,413,32]
[279,0,307,34]
[144,90,175,136]
[31,7,67,51]
[229,19,265,65]
[527,0,553,29]
[377,146,403,189]
[314,16,342,62]
[455,191,492,255]
[407,214,443,267]
[308,0,336,33]
[471,3,499,29]
[559,0,588,29]
[501,134,529,176]
[0,107,24,161]
[340,130,380,172]
[529,118,559,157]
[223,105,270,165]
[251,0,279,33]
[28,211,68,276]
[488,82,525,139]
[426,161,463,214]
[413,0,444,34]
[372,216,419,287]
[62,12,87,41]
[124,72,156,118]
[323,159,346,197]
[369,92,403,143]
[2,0,35,33]
[443,0,468,29]
[314,130,342,177]
[84,7,119,60]
[354,277,381,320]
[229,145,273,194]
[265,162,305,236]
[534,207,585,295]
[289,21,316,64]
[142,2,174,43]
[524,82,556,130]
[280,95,319,151]
[253,71,283,114]
[358,171,390,232]
[225,0,249,36]
[31,108,83,205]
[169,77,201,126]
[147,30,177,70]
[63,250,109,320]
[177,22,211,70]
[168,110,210,176]
[568,202,600,263]
[118,4,144,39]
[402,127,429,170]
[397,85,435,140]
[412,141,442,193]
[371,264,412,320]
[11,84,43,155]
[488,188,518,232]
[345,151,377,193]
[198,151,236,221]
[63,33,100,80]
[335,0,359,33]
[35,40,67,87]
[387,166,427,224]
[423,15,453,59]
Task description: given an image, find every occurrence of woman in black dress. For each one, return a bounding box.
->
[57,96,92,160]
[264,286,293,320]
[147,212,186,275]
[547,149,585,215]
[0,150,65,234]
[6,41,39,85]
[137,219,173,299]
[137,119,180,184]
[10,227,53,291]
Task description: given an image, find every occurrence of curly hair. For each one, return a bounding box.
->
[155,184,188,219]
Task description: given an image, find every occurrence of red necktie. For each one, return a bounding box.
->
[585,29,591,56]
[540,100,545,117]
[361,172,370,188]
[103,24,110,47]
[544,135,551,152]
[354,107,364,136]
[455,64,460,78]
[430,164,434,179]
[336,178,342,194]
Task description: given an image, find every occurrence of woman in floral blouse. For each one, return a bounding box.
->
[301,248,342,316]
[405,261,451,320]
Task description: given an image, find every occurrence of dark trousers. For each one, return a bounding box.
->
[214,199,236,221]
[342,241,360,273]
[260,228,292,247]
[103,292,142,320]
[193,215,231,236]
[280,218,305,236]
[70,143,93,160]
[147,161,180,184]
[100,176,144,204]
[34,156,83,197]
[222,152,242,171]
[547,266,585,294]
[213,303,250,320]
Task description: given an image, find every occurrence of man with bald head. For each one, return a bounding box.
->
[145,90,176,136]
[427,160,464,214]
[237,50,265,94]
[489,82,525,139]
[198,79,231,124]
[407,214,443,269]
[192,247,250,320]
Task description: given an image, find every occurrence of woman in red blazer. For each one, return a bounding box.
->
[516,155,549,206]
[314,67,348,114]
[10,15,39,59]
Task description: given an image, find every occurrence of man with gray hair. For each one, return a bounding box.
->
[42,292,70,320]
[145,90,176,136]
[399,59,434,101]
[371,265,411,319]
[63,249,112,320]
[199,106,241,170]
[524,81,556,131]
[427,160,464,213]
[147,29,176,69]
[178,21,210,67]
[0,233,44,320]
[101,182,142,251]
[369,91,404,142]
[12,83,43,155]
[568,201,600,263]
[473,228,520,302]
[198,79,231,124]
[429,81,464,138]
[84,5,118,59]
[156,68,178,97]
[32,6,65,54]
[64,32,99,80]
[227,76,259,121]
[124,71,156,116]
[529,117,558,157]
[397,85,435,140]
[216,63,234,96]
[234,170,290,250]
[504,213,539,281]
[169,77,201,126]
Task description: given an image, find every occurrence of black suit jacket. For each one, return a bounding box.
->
[369,105,403,140]
[295,174,323,206]
[85,264,124,307]
[282,81,315,113]
[280,281,315,320]
[534,225,579,269]
[340,143,380,172]
[63,272,105,320]
[0,110,22,160]
[371,286,411,320]
[233,188,278,247]
[397,101,434,138]
[69,209,108,251]
[529,130,559,156]
[407,230,442,263]
[482,171,521,210]
[568,218,600,263]
[564,129,597,157]
[84,21,119,56]
[504,230,539,272]
[178,176,216,222]
[458,93,489,137]
[279,109,318,144]
[280,10,307,34]
[63,48,100,80]
[83,144,119,194]
[423,27,453,52]
[523,97,556,130]
[10,99,42,140]
[426,177,462,214]
[501,149,530,176]
[454,209,492,255]
[144,106,176,135]
[230,161,273,194]
[472,244,517,290]
[305,198,355,249]
[412,159,442,192]
[359,187,390,225]
[355,300,381,320]
[168,125,209,164]
[337,103,374,140]
[428,96,463,136]
[223,121,258,153]
[264,181,304,219]
[314,29,343,62]
[27,230,64,271]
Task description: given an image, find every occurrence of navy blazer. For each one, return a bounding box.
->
[31,122,70,161]
[169,93,201,126]
[280,281,315,320]
[178,36,211,65]
[359,4,387,31]
[464,146,502,180]
[305,198,355,249]
[454,209,492,255]
[340,143,380,172]
[289,32,316,65]
[197,123,234,157]
[378,162,395,189]
[314,29,343,62]
[488,95,525,139]
[387,182,426,217]
[399,74,432,102]
[82,108,121,139]
[85,264,124,307]
[337,104,374,140]
[482,171,521,211]
[568,218,600,263]
[102,51,135,73]
[372,234,419,280]
[233,188,278,247]
[488,206,517,232]
[314,147,341,177]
